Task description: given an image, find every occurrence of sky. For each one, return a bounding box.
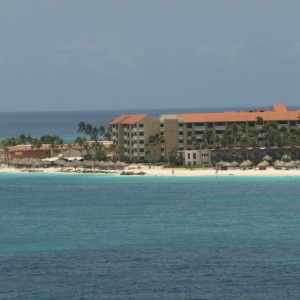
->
[1,0,300,112]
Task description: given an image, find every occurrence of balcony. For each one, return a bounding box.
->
[178,135,184,139]
[195,126,205,131]
[196,134,203,139]
[215,125,226,131]
[178,143,184,148]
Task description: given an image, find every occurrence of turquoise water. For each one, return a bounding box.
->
[1,174,300,299]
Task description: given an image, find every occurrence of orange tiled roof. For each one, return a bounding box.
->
[121,114,148,124]
[9,144,51,151]
[110,114,131,125]
[183,104,300,123]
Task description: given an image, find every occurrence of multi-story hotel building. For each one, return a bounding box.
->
[110,104,300,162]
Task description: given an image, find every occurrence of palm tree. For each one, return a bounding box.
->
[203,131,213,149]
[74,136,88,156]
[145,133,165,161]
[31,138,43,151]
[109,141,120,162]
[0,137,17,163]
[256,116,264,126]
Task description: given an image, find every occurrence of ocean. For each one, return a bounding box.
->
[1,174,300,299]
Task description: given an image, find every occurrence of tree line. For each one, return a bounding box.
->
[0,122,120,162]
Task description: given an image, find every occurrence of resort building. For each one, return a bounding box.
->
[171,149,212,166]
[9,145,52,160]
[110,104,300,162]
[110,114,160,162]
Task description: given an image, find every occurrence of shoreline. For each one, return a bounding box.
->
[1,164,300,177]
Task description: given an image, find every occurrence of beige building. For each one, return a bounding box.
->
[110,104,300,162]
[172,149,212,166]
[111,114,160,162]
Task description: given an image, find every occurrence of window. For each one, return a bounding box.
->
[139,124,144,128]
[188,153,190,159]
[186,124,192,129]
[193,153,196,159]
[195,123,204,126]
[207,123,213,128]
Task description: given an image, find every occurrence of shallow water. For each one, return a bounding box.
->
[1,174,300,299]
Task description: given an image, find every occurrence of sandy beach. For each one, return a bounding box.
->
[1,164,300,177]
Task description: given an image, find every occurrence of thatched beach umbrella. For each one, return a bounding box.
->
[261,155,272,162]
[82,160,94,169]
[240,160,253,169]
[55,159,69,169]
[230,161,240,168]
[70,159,82,170]
[215,161,226,168]
[282,154,292,162]
[115,161,127,170]
[274,160,285,169]
[283,161,296,169]
[257,160,269,170]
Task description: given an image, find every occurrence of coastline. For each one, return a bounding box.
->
[1,164,300,177]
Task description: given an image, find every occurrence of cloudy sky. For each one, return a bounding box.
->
[1,0,300,112]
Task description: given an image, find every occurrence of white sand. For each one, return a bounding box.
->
[1,164,300,177]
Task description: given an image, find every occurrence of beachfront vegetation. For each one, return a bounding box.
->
[0,122,114,162]
[189,117,300,150]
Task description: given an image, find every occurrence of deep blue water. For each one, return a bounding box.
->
[1,174,300,299]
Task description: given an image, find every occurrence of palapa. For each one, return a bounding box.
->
[261,155,272,162]
[281,154,292,162]
[240,160,253,168]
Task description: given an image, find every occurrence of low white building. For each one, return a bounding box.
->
[173,149,212,166]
